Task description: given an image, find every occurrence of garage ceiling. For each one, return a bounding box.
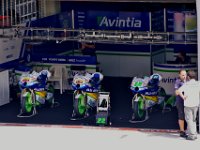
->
[52,0,195,3]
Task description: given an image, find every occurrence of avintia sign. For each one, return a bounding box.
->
[99,16,142,28]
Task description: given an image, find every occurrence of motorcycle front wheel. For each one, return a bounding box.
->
[133,96,146,120]
[21,91,34,113]
[73,93,87,117]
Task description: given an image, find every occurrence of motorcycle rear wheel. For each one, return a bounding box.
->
[46,84,55,106]
[133,96,146,120]
[157,87,166,109]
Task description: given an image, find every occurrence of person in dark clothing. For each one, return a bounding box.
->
[80,42,96,56]
[79,42,99,71]
[175,51,191,64]
[174,69,188,138]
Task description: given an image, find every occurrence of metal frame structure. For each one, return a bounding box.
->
[0,0,37,26]
[1,0,197,45]
[0,27,197,45]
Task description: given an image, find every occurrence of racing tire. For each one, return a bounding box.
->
[73,93,87,118]
[157,87,166,110]
[46,84,55,107]
[133,96,146,120]
[21,91,33,113]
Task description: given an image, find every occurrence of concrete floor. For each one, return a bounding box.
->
[0,123,199,150]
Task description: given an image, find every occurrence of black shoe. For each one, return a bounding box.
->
[180,131,187,138]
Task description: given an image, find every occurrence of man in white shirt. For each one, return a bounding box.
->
[178,70,200,140]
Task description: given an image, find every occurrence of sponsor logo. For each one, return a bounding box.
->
[75,59,86,63]
[49,58,58,61]
[41,57,67,63]
[42,58,48,61]
[86,88,98,93]
[161,77,177,83]
[98,16,142,28]
[68,59,76,62]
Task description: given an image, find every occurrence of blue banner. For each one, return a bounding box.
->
[75,11,150,31]
[151,10,164,31]
[31,11,72,28]
[31,54,97,65]
[29,11,72,37]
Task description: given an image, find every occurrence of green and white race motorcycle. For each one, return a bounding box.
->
[17,70,55,117]
[71,72,111,126]
[129,74,172,123]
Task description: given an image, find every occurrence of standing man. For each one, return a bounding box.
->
[174,69,187,138]
[178,70,200,140]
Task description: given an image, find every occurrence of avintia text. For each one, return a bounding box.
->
[99,17,142,28]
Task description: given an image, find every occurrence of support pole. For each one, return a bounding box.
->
[6,0,9,26]
[2,0,4,27]
[10,0,13,26]
[196,0,200,134]
[15,0,17,25]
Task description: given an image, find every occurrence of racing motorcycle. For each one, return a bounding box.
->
[130,73,167,122]
[71,72,102,118]
[17,70,55,117]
